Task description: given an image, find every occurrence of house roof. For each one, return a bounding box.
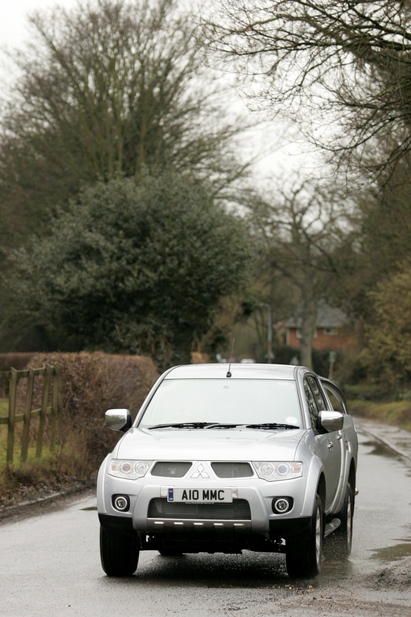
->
[286,301,348,328]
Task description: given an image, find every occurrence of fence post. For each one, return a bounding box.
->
[6,368,18,465]
[50,365,62,452]
[36,365,51,459]
[21,368,35,463]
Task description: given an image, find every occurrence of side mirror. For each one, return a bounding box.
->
[105,408,132,432]
[317,410,344,433]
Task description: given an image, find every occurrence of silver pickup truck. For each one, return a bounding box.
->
[97,363,358,579]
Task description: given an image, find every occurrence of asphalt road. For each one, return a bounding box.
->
[1,425,411,617]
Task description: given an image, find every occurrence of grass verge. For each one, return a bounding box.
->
[349,399,411,432]
[0,398,7,417]
[0,453,95,512]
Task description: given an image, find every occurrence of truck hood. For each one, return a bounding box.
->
[114,427,305,461]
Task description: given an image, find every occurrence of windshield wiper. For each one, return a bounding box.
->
[204,423,241,429]
[148,422,222,430]
[245,423,300,430]
[147,422,300,431]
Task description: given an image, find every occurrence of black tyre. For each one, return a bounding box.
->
[100,525,139,577]
[332,482,354,558]
[286,494,323,579]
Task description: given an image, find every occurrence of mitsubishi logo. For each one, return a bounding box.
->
[191,463,209,479]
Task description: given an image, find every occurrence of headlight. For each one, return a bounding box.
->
[108,459,153,480]
[253,461,303,481]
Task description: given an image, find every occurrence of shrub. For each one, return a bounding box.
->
[20,352,158,473]
[0,353,36,371]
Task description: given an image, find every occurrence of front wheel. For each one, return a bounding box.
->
[100,525,139,577]
[332,482,354,558]
[286,494,323,579]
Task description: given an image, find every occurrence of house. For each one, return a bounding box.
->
[285,302,358,352]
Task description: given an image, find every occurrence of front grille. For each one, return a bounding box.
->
[211,462,253,478]
[151,462,192,478]
[148,498,251,520]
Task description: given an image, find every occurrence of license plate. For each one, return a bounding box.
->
[167,488,232,503]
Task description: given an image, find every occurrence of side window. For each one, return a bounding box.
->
[322,383,347,414]
[306,376,327,411]
[304,380,319,428]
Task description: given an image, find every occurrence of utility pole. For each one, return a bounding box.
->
[267,304,273,364]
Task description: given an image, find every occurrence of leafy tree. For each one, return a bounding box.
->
[360,264,411,390]
[204,0,411,177]
[0,0,248,255]
[0,173,253,367]
[327,160,411,327]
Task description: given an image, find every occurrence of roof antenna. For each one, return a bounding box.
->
[226,338,235,378]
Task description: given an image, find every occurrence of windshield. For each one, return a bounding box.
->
[139,378,302,428]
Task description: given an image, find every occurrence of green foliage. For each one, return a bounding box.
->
[360,264,411,389]
[2,173,252,366]
[325,159,411,323]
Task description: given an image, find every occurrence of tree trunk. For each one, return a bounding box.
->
[299,295,317,370]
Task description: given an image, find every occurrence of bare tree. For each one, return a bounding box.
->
[249,178,354,368]
[203,0,411,177]
[0,0,249,254]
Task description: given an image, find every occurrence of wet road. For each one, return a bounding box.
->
[1,427,411,617]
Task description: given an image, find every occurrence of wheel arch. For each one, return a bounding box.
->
[97,454,110,514]
[301,456,326,517]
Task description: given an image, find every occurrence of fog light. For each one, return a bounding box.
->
[113,494,130,512]
[272,497,293,514]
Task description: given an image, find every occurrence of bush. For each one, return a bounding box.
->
[0,353,36,371]
[21,352,159,471]
[3,174,253,368]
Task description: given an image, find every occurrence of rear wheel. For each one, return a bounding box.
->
[286,494,323,579]
[100,525,139,577]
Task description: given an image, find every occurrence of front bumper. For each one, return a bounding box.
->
[99,512,311,541]
[97,462,314,547]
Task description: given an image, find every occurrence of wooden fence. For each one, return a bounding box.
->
[0,365,63,465]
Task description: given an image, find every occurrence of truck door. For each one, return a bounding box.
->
[304,376,343,511]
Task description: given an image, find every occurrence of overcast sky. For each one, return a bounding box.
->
[0,1,75,50]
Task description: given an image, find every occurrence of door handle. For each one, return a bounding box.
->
[327,441,334,450]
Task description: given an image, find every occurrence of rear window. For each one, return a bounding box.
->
[139,379,301,428]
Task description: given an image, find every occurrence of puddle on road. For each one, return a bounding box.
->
[368,523,411,562]
[370,540,411,562]
[361,439,403,460]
